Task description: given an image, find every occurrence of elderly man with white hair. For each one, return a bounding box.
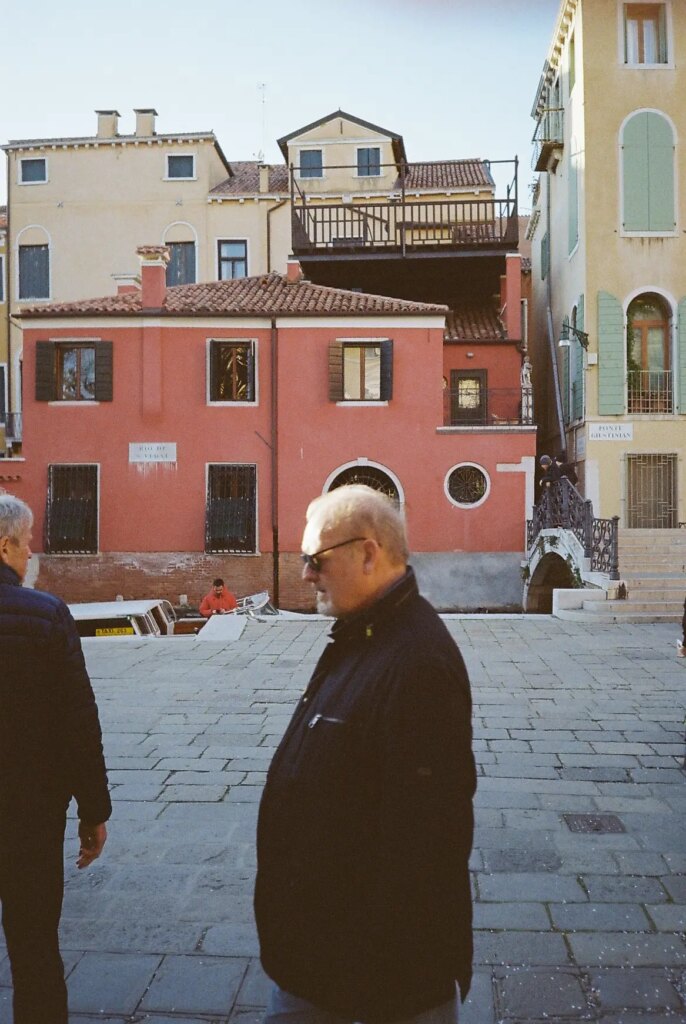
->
[255,485,476,1024]
[0,494,111,1024]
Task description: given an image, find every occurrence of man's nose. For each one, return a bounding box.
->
[302,560,317,582]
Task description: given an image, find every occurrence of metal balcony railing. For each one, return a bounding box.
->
[532,107,564,171]
[442,386,533,428]
[6,412,22,441]
[627,369,673,414]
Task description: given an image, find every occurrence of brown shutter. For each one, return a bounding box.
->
[328,341,344,401]
[35,341,56,401]
[94,341,113,402]
[379,339,393,400]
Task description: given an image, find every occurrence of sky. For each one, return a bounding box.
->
[2,0,561,211]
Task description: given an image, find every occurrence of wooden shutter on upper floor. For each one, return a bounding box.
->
[35,341,56,401]
[329,342,344,401]
[379,340,393,401]
[597,291,625,414]
[678,298,686,414]
[622,111,675,233]
[94,341,113,402]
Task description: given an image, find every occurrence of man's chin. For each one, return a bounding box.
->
[315,592,334,616]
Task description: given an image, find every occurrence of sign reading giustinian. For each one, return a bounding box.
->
[129,442,177,463]
[588,424,633,442]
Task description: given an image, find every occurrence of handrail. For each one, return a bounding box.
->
[526,478,620,580]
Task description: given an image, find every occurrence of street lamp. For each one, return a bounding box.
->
[559,316,589,349]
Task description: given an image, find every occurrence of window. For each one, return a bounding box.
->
[357,147,381,177]
[626,292,672,412]
[624,3,668,64]
[20,158,47,183]
[45,464,98,554]
[208,340,256,402]
[328,464,399,503]
[18,243,49,299]
[166,153,195,179]
[621,111,675,233]
[450,370,487,425]
[205,464,257,553]
[0,255,4,303]
[0,365,6,424]
[540,232,550,280]
[299,150,323,179]
[166,242,196,285]
[35,340,112,402]
[329,341,393,402]
[218,240,248,280]
[445,464,490,508]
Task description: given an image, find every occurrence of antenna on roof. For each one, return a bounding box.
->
[258,83,267,162]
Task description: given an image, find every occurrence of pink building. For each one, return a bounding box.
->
[10,247,535,610]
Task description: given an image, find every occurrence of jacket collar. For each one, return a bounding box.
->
[0,562,22,587]
[330,566,418,644]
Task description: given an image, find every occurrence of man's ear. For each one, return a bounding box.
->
[0,535,11,566]
[361,538,379,575]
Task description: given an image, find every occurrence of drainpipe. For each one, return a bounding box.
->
[267,198,288,273]
[545,175,566,450]
[270,317,279,606]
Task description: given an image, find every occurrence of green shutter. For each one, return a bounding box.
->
[328,342,343,401]
[678,298,686,413]
[572,296,584,421]
[94,341,113,402]
[379,340,393,401]
[597,291,625,414]
[622,113,651,231]
[35,341,56,401]
[568,148,578,254]
[562,344,570,424]
[647,112,675,232]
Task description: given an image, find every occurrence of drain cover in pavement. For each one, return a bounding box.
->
[562,813,625,834]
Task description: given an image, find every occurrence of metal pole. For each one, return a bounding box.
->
[583,499,593,559]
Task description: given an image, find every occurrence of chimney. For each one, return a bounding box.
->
[286,257,304,284]
[503,253,522,341]
[95,110,120,139]
[112,272,141,295]
[134,108,158,138]
[136,246,170,308]
[258,163,270,193]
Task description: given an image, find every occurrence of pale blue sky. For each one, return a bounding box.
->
[2,0,560,209]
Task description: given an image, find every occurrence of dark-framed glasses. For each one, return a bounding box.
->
[300,537,369,573]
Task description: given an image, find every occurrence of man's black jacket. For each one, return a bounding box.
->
[0,562,111,827]
[255,569,476,1023]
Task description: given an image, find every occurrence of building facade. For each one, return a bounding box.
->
[529,0,686,527]
[8,246,534,610]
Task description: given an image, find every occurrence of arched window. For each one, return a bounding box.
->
[327,464,399,503]
[621,111,675,234]
[627,293,672,413]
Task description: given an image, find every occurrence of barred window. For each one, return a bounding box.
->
[445,464,490,508]
[45,465,98,554]
[206,464,257,553]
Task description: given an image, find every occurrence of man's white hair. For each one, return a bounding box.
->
[0,494,33,543]
[306,485,408,566]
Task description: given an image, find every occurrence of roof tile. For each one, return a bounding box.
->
[444,302,505,342]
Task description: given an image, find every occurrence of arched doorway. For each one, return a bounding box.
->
[526,553,576,613]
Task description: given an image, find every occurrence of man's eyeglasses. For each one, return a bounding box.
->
[300,537,369,573]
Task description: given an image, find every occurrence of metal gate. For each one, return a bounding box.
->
[626,454,677,528]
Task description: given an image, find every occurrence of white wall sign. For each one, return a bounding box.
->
[588,423,633,442]
[129,442,177,463]
[576,433,586,459]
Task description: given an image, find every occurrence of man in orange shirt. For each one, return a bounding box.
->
[199,578,238,617]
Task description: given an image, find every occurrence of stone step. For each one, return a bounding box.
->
[622,578,685,591]
[624,588,684,602]
[621,571,685,581]
[583,599,683,615]
[556,607,681,623]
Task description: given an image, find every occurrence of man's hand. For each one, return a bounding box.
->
[77,821,108,869]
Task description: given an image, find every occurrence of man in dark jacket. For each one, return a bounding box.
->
[255,485,476,1024]
[0,494,112,1024]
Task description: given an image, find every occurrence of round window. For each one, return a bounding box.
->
[445,464,490,508]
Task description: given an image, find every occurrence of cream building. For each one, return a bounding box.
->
[0,206,8,453]
[528,0,686,528]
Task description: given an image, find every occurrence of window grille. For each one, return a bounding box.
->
[45,465,98,553]
[626,453,677,528]
[206,464,257,553]
[447,465,488,506]
[328,466,399,503]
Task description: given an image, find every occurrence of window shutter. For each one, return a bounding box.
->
[572,296,584,421]
[622,113,650,231]
[646,112,675,232]
[597,291,625,414]
[246,342,255,402]
[562,344,570,424]
[35,341,56,401]
[329,342,344,401]
[568,147,579,254]
[379,340,393,400]
[94,341,113,402]
[678,298,686,413]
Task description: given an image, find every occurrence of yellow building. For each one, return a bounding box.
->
[0,206,8,454]
[529,0,686,528]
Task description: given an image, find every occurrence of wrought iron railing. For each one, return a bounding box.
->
[532,107,564,171]
[627,369,673,414]
[443,386,533,427]
[526,478,619,580]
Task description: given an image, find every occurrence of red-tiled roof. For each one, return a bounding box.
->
[444,302,505,342]
[400,160,494,190]
[210,162,290,196]
[20,273,448,319]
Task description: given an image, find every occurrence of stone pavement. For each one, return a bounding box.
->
[1,615,685,1024]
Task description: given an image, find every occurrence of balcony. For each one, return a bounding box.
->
[441,385,533,428]
[290,159,518,258]
[627,370,673,414]
[3,412,22,443]
[532,108,564,172]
